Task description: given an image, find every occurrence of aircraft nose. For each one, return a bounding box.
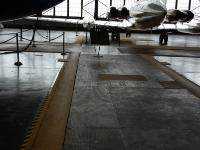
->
[150,4,167,21]
[135,11,167,29]
[148,3,167,13]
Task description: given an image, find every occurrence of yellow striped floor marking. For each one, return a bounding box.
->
[20,53,79,150]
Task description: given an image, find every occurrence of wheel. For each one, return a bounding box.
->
[164,34,168,45]
[159,34,164,45]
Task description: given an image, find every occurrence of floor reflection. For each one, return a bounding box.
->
[154,56,200,86]
[0,52,64,150]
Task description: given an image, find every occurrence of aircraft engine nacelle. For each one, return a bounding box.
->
[120,7,130,19]
[107,7,130,19]
[166,9,194,23]
[108,7,120,19]
[180,10,194,22]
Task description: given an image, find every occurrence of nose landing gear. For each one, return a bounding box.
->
[159,30,168,45]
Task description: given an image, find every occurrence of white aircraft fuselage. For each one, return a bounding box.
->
[128,0,167,29]
[107,0,167,30]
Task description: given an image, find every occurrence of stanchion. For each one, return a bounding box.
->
[48,28,51,42]
[32,28,36,47]
[85,29,88,46]
[76,21,78,36]
[20,26,23,41]
[118,33,120,47]
[14,33,23,66]
[61,32,66,55]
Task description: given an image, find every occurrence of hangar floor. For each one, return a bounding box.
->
[0,29,200,150]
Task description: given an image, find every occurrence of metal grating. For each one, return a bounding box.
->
[160,62,171,65]
[159,81,184,89]
[98,74,147,81]
[58,59,68,62]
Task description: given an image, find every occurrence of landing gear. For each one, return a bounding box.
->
[94,45,103,58]
[159,30,168,45]
[111,31,120,41]
[126,30,131,37]
[111,28,120,46]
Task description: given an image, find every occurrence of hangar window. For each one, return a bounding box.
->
[177,0,190,10]
[83,0,95,18]
[166,0,176,9]
[41,0,200,19]
[125,0,138,6]
[55,1,68,16]
[98,0,110,18]
[42,8,54,16]
[191,0,200,14]
[112,0,124,7]
[69,0,82,17]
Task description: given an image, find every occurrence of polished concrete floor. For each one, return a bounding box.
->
[0,28,200,150]
[154,56,200,86]
[0,52,64,149]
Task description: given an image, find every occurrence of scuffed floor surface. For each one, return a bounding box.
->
[64,54,200,150]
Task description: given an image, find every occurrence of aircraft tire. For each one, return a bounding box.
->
[164,34,168,45]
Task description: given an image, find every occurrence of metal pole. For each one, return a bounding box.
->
[188,0,191,10]
[20,26,23,41]
[14,33,22,66]
[123,0,125,6]
[175,0,178,9]
[118,32,120,47]
[94,0,98,19]
[32,28,36,47]
[61,32,66,55]
[98,45,100,57]
[67,0,69,18]
[48,27,51,42]
[81,0,83,18]
[86,29,88,46]
[76,21,79,36]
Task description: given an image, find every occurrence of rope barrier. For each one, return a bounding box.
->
[0,27,32,46]
[19,17,38,52]
[0,28,31,36]
[36,30,64,42]
[21,37,49,43]
[0,17,39,54]
[0,17,66,55]
[36,30,49,40]
[0,35,16,44]
[0,32,16,36]
[49,33,64,41]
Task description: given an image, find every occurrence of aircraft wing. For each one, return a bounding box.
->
[26,16,134,29]
[176,21,200,34]
[158,20,200,34]
[27,17,167,30]
[82,19,133,28]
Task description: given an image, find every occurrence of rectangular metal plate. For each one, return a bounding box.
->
[159,81,184,89]
[58,59,68,62]
[160,62,171,65]
[98,74,147,81]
